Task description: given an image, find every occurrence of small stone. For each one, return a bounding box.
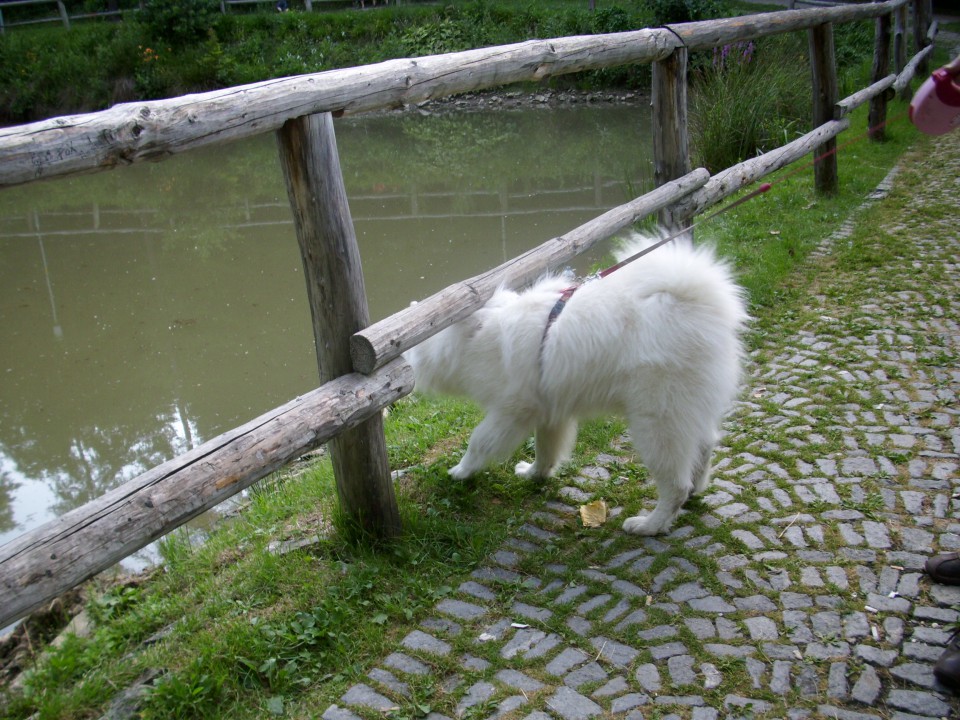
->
[341,684,396,711]
[565,661,608,689]
[545,647,590,676]
[400,631,451,657]
[591,636,640,668]
[850,665,881,705]
[545,686,604,719]
[495,669,545,692]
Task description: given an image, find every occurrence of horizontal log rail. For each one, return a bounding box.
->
[0,358,413,631]
[894,40,936,93]
[835,74,896,118]
[0,0,906,190]
[350,168,711,375]
[673,120,850,220]
[0,31,677,189]
[663,0,904,52]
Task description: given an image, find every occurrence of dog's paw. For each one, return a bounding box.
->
[622,514,664,536]
[448,463,472,480]
[514,461,538,479]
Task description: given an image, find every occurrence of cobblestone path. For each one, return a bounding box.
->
[323,132,960,719]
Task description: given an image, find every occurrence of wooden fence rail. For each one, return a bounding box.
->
[0,0,905,190]
[0,0,938,629]
[0,0,134,32]
[0,359,413,630]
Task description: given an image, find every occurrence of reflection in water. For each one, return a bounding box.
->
[0,101,653,558]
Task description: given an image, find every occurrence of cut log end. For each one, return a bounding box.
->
[350,333,379,376]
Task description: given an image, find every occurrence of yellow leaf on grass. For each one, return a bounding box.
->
[580,499,608,527]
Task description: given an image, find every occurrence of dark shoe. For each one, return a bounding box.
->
[935,632,960,691]
[926,552,960,585]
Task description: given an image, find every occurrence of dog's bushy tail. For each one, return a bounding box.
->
[613,231,748,332]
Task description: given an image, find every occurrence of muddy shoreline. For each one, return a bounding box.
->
[387,87,649,115]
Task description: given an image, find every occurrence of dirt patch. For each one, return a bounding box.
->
[0,589,85,685]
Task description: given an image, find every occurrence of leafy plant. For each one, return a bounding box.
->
[140,0,220,48]
[141,663,224,720]
[400,17,470,57]
[88,584,143,624]
[646,0,729,26]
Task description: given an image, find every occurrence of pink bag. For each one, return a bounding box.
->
[909,56,960,136]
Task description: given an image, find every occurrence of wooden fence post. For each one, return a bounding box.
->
[913,0,931,76]
[651,46,691,232]
[894,3,910,100]
[56,0,70,28]
[809,22,838,195]
[276,112,401,539]
[868,12,892,141]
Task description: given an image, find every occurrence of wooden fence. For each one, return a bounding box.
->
[0,0,939,630]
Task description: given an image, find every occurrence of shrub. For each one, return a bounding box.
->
[593,5,632,33]
[400,16,471,56]
[140,0,220,47]
[646,0,729,26]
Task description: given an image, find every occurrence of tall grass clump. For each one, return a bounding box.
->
[646,0,729,25]
[690,35,810,172]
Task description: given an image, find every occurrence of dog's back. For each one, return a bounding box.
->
[539,234,748,423]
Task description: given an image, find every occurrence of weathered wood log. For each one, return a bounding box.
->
[809,22,839,195]
[0,358,413,631]
[868,12,892,141]
[665,0,905,51]
[671,119,850,219]
[0,0,908,190]
[350,168,711,375]
[652,47,691,231]
[0,30,678,189]
[835,74,896,117]
[913,0,932,76]
[894,3,909,99]
[276,112,401,538]
[894,42,935,94]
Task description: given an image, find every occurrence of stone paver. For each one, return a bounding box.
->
[323,128,960,717]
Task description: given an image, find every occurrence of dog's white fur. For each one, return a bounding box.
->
[405,232,748,536]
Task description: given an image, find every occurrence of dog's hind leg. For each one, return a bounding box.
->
[515,419,578,479]
[449,412,533,480]
[691,437,717,495]
[621,416,697,536]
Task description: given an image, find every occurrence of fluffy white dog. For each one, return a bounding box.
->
[405,232,748,536]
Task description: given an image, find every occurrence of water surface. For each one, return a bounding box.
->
[0,101,653,562]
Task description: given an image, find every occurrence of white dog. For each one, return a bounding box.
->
[405,232,748,536]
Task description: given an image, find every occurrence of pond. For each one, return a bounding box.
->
[0,98,654,567]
